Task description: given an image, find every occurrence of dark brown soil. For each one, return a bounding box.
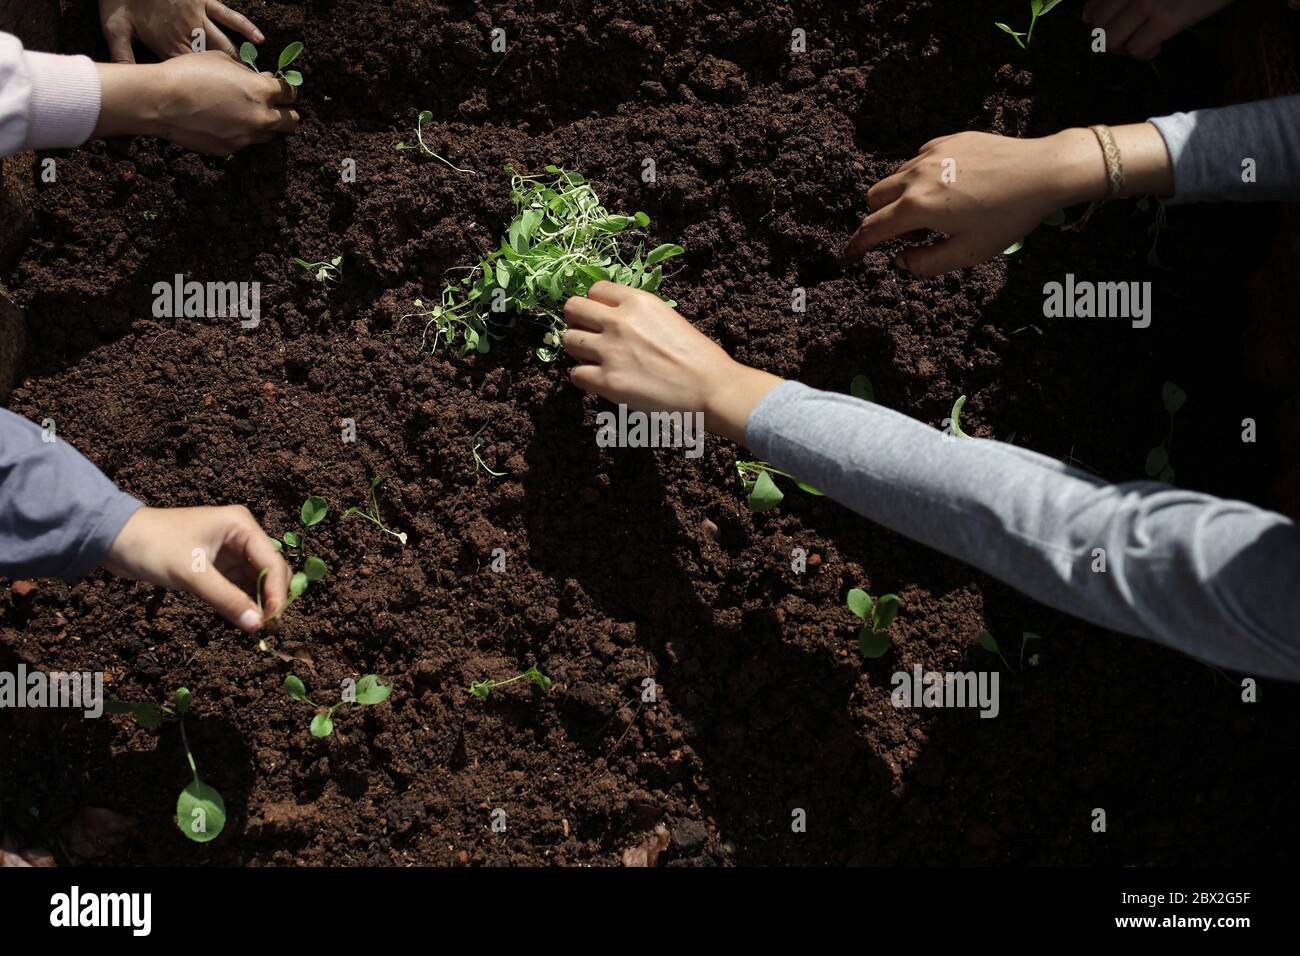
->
[2,0,1298,866]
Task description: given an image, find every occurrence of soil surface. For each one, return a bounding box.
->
[2,0,1298,866]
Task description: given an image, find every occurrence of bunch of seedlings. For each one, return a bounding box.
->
[239,40,305,85]
[283,674,393,737]
[105,688,225,843]
[403,165,684,361]
[260,496,329,621]
[848,589,900,659]
[469,666,553,698]
[736,460,823,513]
[342,475,408,545]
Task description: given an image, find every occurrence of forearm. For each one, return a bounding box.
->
[0,409,142,579]
[0,32,101,156]
[745,382,1300,681]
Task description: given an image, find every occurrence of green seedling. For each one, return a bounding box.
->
[261,497,330,621]
[946,395,970,439]
[1136,196,1172,269]
[292,255,342,285]
[848,589,899,659]
[735,460,823,513]
[105,688,226,843]
[284,674,392,737]
[977,630,1043,670]
[469,666,553,699]
[395,110,476,173]
[850,374,876,403]
[403,165,684,362]
[342,475,407,545]
[239,40,304,86]
[1145,381,1186,483]
[471,425,507,477]
[995,0,1066,48]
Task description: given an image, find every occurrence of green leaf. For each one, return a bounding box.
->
[303,556,327,582]
[104,701,165,727]
[1158,465,1175,483]
[747,470,784,512]
[846,588,873,622]
[950,395,969,439]
[858,628,891,659]
[977,631,1000,654]
[177,779,226,843]
[872,593,899,632]
[1144,445,1169,477]
[525,667,552,692]
[796,481,824,496]
[310,713,334,737]
[1003,239,1025,255]
[496,260,512,289]
[290,572,309,598]
[633,212,651,227]
[239,42,258,68]
[469,681,491,698]
[270,536,283,551]
[1031,0,1044,15]
[850,374,875,402]
[283,531,301,549]
[645,244,685,266]
[354,675,393,705]
[284,675,308,701]
[173,687,192,717]
[278,42,304,70]
[301,496,328,527]
[1161,381,1187,415]
[281,70,303,87]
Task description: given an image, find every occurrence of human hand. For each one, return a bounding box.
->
[103,505,290,632]
[1081,0,1235,60]
[95,51,299,155]
[563,282,783,446]
[99,0,263,62]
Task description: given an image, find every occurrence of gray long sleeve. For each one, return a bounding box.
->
[1149,94,1300,203]
[747,382,1300,681]
[0,408,141,579]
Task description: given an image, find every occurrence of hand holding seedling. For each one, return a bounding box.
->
[94,51,300,155]
[103,505,290,633]
[260,497,330,622]
[841,126,1175,278]
[1081,0,1235,61]
[565,283,782,446]
[99,0,263,61]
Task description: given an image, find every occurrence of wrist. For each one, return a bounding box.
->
[704,362,784,447]
[93,62,169,139]
[1046,128,1112,207]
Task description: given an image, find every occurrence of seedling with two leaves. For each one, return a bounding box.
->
[395,110,476,173]
[239,40,304,85]
[977,630,1043,670]
[996,0,1066,49]
[848,589,900,658]
[403,165,684,362]
[292,255,343,285]
[469,666,552,699]
[342,475,407,545]
[735,460,823,513]
[1145,381,1186,483]
[105,688,225,843]
[283,674,393,737]
[260,496,329,622]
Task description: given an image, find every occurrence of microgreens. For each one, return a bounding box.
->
[283,674,393,737]
[735,460,823,513]
[847,589,899,659]
[342,475,407,545]
[261,497,330,622]
[239,40,304,86]
[471,425,507,477]
[402,165,683,362]
[995,0,1065,48]
[1144,381,1186,483]
[977,630,1043,670]
[292,255,343,285]
[394,110,476,173]
[105,688,225,843]
[469,666,553,699]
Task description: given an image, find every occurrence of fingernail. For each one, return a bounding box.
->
[238,608,263,632]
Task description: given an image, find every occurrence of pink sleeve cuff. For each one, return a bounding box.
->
[22,51,101,151]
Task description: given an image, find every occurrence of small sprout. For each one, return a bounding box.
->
[977,630,1043,671]
[106,688,225,843]
[850,374,875,403]
[291,255,343,285]
[283,673,393,738]
[342,475,408,545]
[1002,239,1025,256]
[848,588,899,659]
[735,460,822,513]
[1144,381,1185,483]
[396,110,476,172]
[240,40,304,86]
[471,426,507,477]
[948,395,970,439]
[995,0,1065,49]
[977,631,1010,670]
[260,497,330,622]
[469,666,552,699]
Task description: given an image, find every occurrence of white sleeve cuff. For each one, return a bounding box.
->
[22,50,101,151]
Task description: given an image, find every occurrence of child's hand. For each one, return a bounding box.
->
[103,505,290,633]
[1081,0,1235,60]
[99,0,263,62]
[563,282,782,446]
